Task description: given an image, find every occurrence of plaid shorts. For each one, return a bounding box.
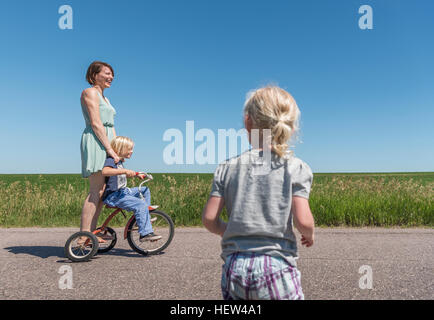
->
[221,252,304,300]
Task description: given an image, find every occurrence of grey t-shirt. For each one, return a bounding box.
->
[210,149,313,267]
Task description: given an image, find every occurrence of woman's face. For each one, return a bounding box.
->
[94,66,113,89]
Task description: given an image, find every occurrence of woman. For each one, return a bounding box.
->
[80,61,120,241]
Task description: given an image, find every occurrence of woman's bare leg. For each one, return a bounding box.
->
[91,196,105,231]
[80,171,105,232]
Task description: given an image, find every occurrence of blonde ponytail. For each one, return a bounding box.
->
[244,86,300,158]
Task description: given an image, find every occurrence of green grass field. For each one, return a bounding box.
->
[0,172,433,228]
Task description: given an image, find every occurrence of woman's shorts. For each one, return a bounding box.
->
[221,252,304,300]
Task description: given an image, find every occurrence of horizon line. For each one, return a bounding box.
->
[1,171,433,175]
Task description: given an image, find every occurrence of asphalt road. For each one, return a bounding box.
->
[0,227,432,300]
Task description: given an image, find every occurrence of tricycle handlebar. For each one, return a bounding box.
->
[137,172,153,194]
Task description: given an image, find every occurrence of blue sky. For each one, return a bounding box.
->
[0,0,433,174]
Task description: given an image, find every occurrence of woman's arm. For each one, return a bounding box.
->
[81,89,119,162]
[202,196,227,237]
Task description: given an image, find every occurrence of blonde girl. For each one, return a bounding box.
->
[202,86,315,300]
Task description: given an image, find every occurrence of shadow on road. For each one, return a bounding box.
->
[100,248,152,258]
[4,246,64,259]
[3,246,167,261]
[100,248,167,258]
[55,248,166,263]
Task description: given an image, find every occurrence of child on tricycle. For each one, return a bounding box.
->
[101,136,162,242]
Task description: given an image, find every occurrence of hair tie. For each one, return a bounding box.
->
[277,118,291,130]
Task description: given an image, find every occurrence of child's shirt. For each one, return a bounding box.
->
[102,157,127,201]
[210,149,313,267]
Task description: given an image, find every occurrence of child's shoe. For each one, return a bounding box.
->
[139,233,162,242]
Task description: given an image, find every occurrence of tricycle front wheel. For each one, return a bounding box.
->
[126,210,175,256]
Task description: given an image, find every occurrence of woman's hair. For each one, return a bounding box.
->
[243,86,300,158]
[110,136,134,156]
[86,61,114,85]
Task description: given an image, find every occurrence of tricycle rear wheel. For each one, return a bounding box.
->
[64,231,99,262]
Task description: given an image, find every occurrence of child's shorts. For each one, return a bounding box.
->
[221,252,304,300]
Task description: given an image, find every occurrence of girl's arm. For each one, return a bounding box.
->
[202,196,226,237]
[292,196,315,247]
[102,166,136,177]
[81,89,120,163]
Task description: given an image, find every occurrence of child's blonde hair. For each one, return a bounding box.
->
[110,136,134,156]
[243,86,300,158]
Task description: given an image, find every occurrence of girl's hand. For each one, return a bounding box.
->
[124,169,137,178]
[301,234,314,247]
[136,173,146,180]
